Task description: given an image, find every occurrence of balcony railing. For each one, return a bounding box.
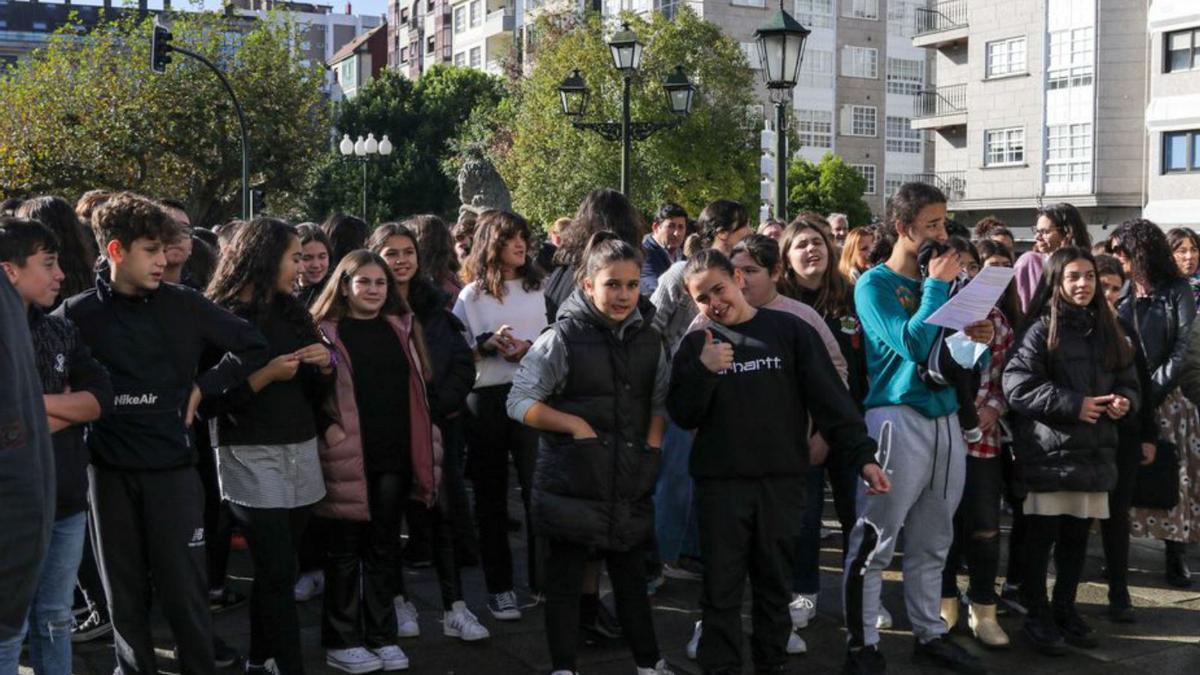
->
[915,0,968,36]
[913,171,967,202]
[915,84,967,119]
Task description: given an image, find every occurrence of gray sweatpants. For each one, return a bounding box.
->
[843,405,966,647]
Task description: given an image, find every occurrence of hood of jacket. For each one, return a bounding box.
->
[556,287,656,341]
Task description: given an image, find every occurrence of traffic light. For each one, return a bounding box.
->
[151,20,173,74]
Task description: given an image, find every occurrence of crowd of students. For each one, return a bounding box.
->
[0,182,1197,675]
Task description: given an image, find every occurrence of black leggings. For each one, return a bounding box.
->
[1101,443,1141,607]
[1021,513,1091,615]
[942,456,1003,604]
[544,539,660,670]
[227,503,310,673]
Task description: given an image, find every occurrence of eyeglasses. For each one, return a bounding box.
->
[1033,228,1057,238]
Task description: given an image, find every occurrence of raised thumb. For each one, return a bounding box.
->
[704,329,714,345]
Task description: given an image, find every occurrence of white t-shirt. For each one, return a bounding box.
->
[452,279,549,389]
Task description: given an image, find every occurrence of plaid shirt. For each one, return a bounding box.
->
[969,308,1013,458]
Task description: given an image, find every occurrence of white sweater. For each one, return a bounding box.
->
[452,279,548,389]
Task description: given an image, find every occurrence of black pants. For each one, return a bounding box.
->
[942,456,1003,604]
[89,465,214,675]
[696,477,802,674]
[1101,443,1141,608]
[74,525,107,616]
[196,424,234,592]
[400,473,464,609]
[1021,513,1091,615]
[228,503,309,674]
[465,385,538,594]
[322,471,408,649]
[544,539,660,670]
[1002,449,1027,587]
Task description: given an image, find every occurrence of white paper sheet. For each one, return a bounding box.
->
[924,266,1016,330]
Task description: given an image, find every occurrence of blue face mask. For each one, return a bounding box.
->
[946,330,988,369]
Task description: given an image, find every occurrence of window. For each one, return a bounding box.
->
[731,0,767,7]
[886,57,923,95]
[1163,130,1200,173]
[470,1,482,28]
[470,46,482,69]
[847,105,877,137]
[740,43,761,70]
[887,0,918,37]
[984,128,1025,166]
[797,48,833,88]
[843,0,878,20]
[885,173,913,197]
[401,8,409,22]
[339,59,357,89]
[427,36,436,54]
[851,164,877,195]
[794,0,833,29]
[454,51,466,67]
[986,37,1026,77]
[400,47,409,64]
[1166,28,1200,73]
[1048,28,1094,89]
[886,116,922,153]
[1046,123,1092,187]
[454,7,466,33]
[843,46,878,79]
[795,110,833,149]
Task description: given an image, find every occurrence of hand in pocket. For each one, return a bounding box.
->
[325,424,347,446]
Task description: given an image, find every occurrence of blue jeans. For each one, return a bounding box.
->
[0,512,87,675]
[792,467,828,595]
[653,419,700,563]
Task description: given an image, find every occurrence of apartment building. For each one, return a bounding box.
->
[390,0,454,77]
[330,22,388,98]
[913,0,1145,230]
[1145,0,1200,228]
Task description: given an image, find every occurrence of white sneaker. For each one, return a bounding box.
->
[876,605,893,629]
[549,671,576,675]
[325,647,383,674]
[294,571,324,602]
[789,593,817,629]
[637,658,675,674]
[393,596,420,638]
[443,601,490,641]
[370,645,409,671]
[786,629,807,655]
[685,621,702,660]
[487,590,522,621]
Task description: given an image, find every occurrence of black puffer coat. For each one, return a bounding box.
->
[532,291,662,551]
[408,277,475,423]
[1002,306,1140,494]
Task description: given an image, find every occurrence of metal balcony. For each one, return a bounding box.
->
[913,84,967,130]
[913,0,968,49]
[913,171,967,203]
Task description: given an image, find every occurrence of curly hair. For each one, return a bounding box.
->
[973,215,1008,240]
[91,192,181,254]
[207,218,302,324]
[778,213,853,319]
[553,188,645,268]
[464,210,544,299]
[1110,218,1183,289]
[74,190,111,228]
[16,196,96,297]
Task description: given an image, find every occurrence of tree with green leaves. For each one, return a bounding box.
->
[481,9,760,227]
[786,153,873,227]
[305,66,506,225]
[0,9,329,225]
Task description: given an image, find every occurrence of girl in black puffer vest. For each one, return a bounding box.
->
[1003,247,1139,656]
[507,232,670,675]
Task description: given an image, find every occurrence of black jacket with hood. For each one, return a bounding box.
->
[408,277,475,423]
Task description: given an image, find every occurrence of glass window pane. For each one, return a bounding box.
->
[1193,133,1200,169]
[1166,133,1189,171]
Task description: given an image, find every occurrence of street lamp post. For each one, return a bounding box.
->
[754,2,810,222]
[338,132,393,221]
[557,23,695,197]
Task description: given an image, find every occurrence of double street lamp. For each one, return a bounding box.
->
[338,132,393,221]
[557,23,696,197]
[754,2,810,222]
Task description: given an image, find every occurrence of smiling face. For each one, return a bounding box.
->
[786,226,829,284]
[1174,237,1199,277]
[380,234,419,285]
[275,234,302,295]
[583,259,641,323]
[731,250,778,308]
[300,240,330,286]
[2,248,63,308]
[684,266,751,326]
[1060,259,1096,307]
[343,262,389,319]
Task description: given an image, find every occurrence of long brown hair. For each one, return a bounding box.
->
[310,250,432,379]
[1025,247,1132,370]
[462,210,543,299]
[778,213,853,319]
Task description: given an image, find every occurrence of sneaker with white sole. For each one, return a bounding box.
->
[326,647,383,674]
[637,658,676,674]
[789,593,817,629]
[294,571,324,602]
[787,629,807,655]
[877,605,893,629]
[549,671,576,675]
[444,601,490,641]
[685,621,702,660]
[393,596,420,638]
[371,645,409,671]
[487,591,522,621]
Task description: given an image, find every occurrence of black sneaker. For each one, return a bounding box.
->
[843,644,887,675]
[71,609,112,643]
[912,635,986,674]
[244,659,280,674]
[209,587,248,614]
[1021,614,1067,656]
[1054,608,1099,649]
[581,599,623,642]
[213,637,242,668]
[998,584,1027,616]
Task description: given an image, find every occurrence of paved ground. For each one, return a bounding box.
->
[46,487,1200,675]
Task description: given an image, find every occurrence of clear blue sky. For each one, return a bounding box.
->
[61,0,390,19]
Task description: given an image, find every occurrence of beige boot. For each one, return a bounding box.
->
[968,602,1010,648]
[940,597,960,631]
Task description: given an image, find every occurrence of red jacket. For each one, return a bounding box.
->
[316,314,441,521]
